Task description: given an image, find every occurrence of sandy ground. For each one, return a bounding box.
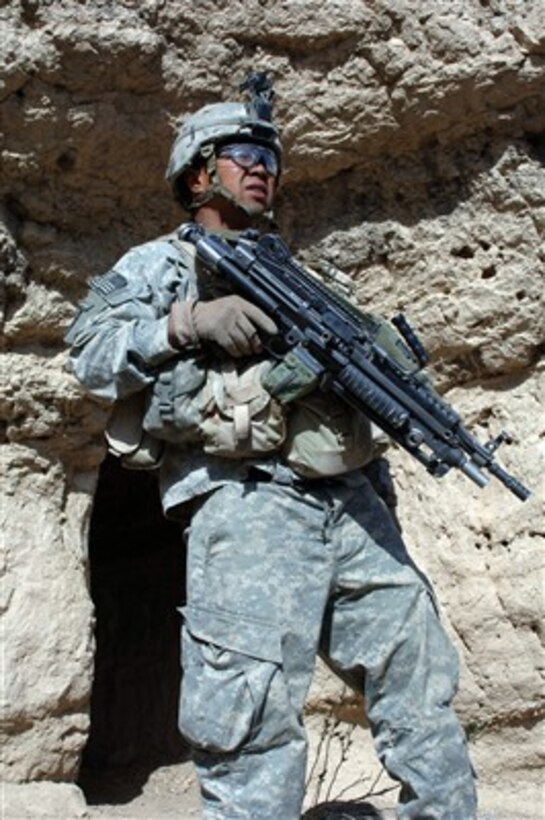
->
[78,731,545,820]
[79,757,400,819]
[3,750,542,819]
[80,760,202,819]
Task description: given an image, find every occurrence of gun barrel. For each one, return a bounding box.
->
[487,462,531,502]
[461,460,489,488]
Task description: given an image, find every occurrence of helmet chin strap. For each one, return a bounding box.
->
[188,146,275,223]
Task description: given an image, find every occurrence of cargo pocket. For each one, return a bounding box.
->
[178,605,284,754]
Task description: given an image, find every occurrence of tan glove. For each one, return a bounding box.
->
[169,295,278,357]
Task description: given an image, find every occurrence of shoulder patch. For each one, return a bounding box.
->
[89,270,129,298]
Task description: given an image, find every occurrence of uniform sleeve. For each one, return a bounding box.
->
[66,243,183,401]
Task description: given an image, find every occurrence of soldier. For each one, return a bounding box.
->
[66,77,477,819]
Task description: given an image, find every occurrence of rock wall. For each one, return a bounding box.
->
[1,0,544,812]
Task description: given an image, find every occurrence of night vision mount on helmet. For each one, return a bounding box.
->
[166,72,282,214]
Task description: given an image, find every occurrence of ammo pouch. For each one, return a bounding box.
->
[105,391,164,470]
[143,355,208,446]
[282,391,373,478]
[143,356,287,459]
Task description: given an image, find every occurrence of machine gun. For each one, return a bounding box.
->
[180,224,531,501]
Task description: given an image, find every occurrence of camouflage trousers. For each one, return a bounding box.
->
[178,475,477,819]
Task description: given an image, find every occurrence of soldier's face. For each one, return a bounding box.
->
[185,143,279,228]
[215,147,277,216]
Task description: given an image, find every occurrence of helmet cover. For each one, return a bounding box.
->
[166,72,282,208]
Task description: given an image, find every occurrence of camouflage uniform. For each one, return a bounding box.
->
[67,233,477,819]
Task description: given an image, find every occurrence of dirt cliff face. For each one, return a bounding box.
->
[1,0,543,814]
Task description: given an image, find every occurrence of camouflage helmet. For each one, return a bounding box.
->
[166,101,282,187]
[166,72,282,212]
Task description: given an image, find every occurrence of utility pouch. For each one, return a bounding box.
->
[143,355,208,445]
[105,391,164,470]
[199,360,287,458]
[143,357,287,458]
[261,349,321,404]
[282,391,373,478]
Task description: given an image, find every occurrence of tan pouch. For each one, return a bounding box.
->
[105,392,164,470]
[199,360,287,458]
[283,392,373,478]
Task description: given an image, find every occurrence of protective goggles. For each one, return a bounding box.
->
[216,142,280,177]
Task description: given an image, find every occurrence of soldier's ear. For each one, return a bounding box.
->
[185,164,211,195]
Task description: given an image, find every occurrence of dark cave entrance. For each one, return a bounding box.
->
[78,454,190,799]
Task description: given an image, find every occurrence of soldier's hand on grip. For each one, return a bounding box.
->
[169,295,278,357]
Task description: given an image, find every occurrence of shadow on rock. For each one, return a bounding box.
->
[303,800,383,819]
[78,763,153,806]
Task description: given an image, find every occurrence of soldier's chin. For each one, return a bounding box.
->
[239,199,269,218]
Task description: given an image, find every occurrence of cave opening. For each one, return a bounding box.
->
[77,454,190,802]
